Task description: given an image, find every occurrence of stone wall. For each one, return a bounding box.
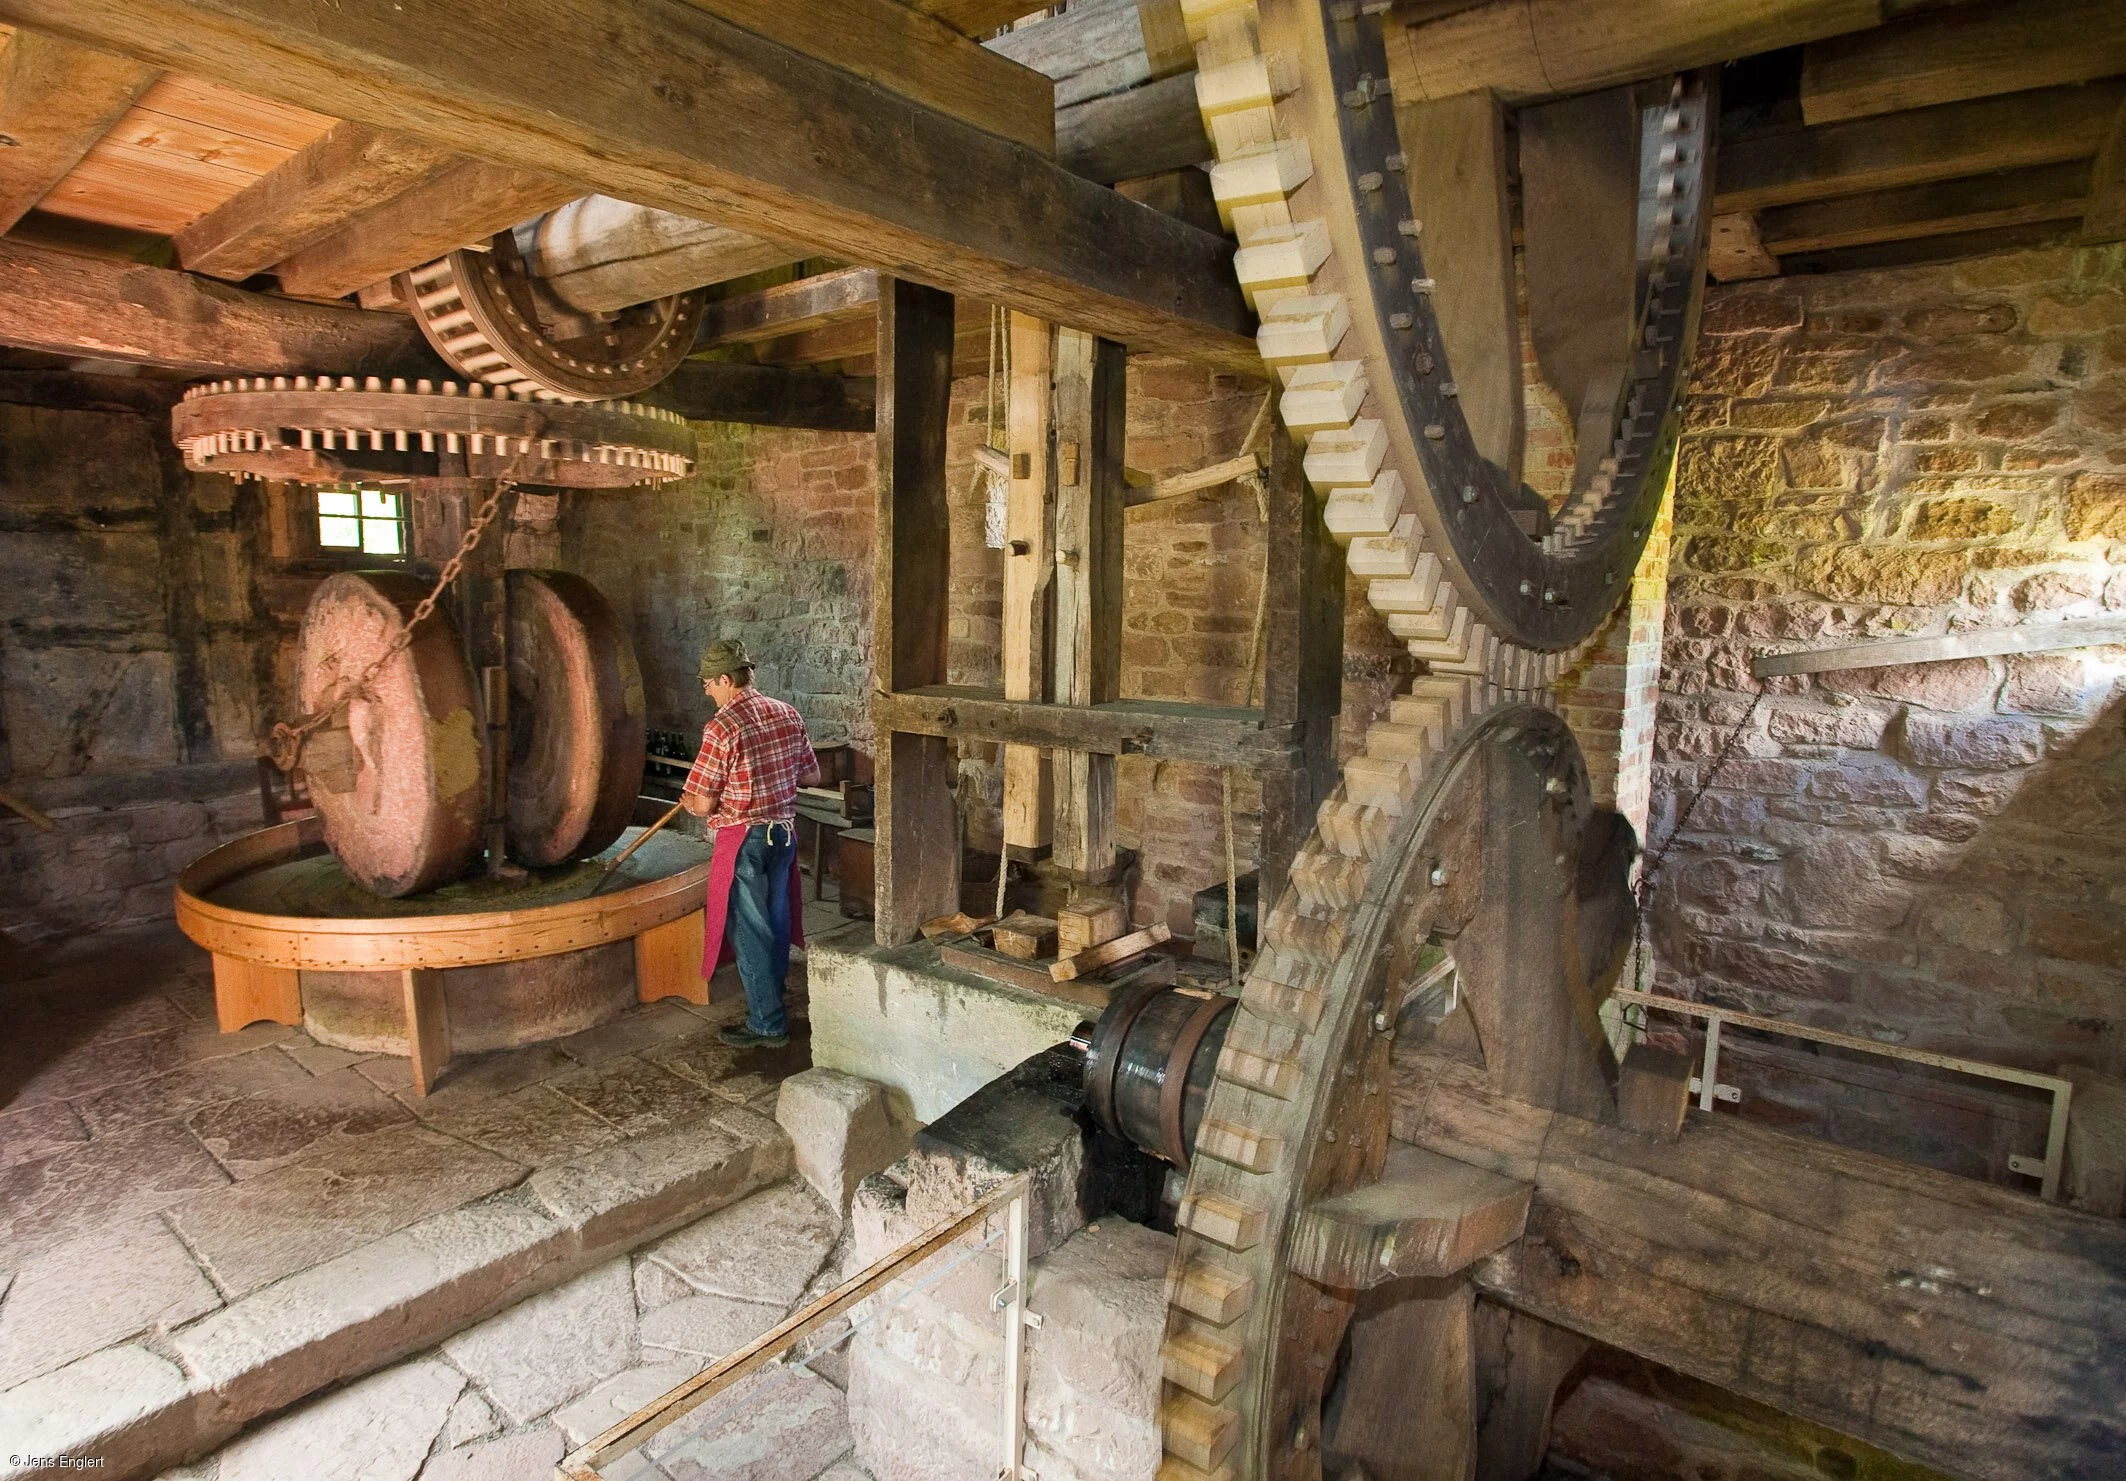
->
[560,358,1355,939]
[0,372,277,946]
[1646,243,2126,1182]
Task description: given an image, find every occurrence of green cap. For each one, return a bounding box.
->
[698,637,753,682]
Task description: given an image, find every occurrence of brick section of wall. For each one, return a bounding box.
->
[0,391,278,944]
[561,359,1301,938]
[1644,244,2126,1181]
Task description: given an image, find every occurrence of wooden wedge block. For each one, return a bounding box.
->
[1058,894,1128,956]
[1052,922,1172,981]
[991,911,1058,960]
[1618,1042,1694,1140]
[1288,1142,1532,1287]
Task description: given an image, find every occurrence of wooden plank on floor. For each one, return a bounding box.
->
[0,235,439,374]
[872,277,963,945]
[1756,158,2091,257]
[0,0,1256,368]
[1717,81,2126,214]
[173,120,457,281]
[272,156,577,300]
[0,27,158,231]
[1800,0,2126,126]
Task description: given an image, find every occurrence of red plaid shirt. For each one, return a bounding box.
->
[682,689,815,829]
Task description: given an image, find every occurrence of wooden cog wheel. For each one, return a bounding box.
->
[1159,698,1638,1481]
[505,569,648,867]
[1189,0,1714,662]
[400,231,707,402]
[295,571,486,897]
[174,375,694,488]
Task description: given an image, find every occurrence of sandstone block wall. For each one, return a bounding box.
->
[1647,243,2126,1180]
[0,378,278,945]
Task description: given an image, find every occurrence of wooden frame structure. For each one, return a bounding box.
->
[867,276,1344,945]
[173,813,713,1094]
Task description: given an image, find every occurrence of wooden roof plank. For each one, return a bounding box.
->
[1757,159,2094,258]
[1717,81,2126,215]
[174,121,457,281]
[0,27,158,231]
[1800,0,2126,126]
[0,0,1255,369]
[905,0,1043,40]
[272,157,578,301]
[0,235,437,374]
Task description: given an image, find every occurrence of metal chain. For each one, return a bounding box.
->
[265,481,516,774]
[1631,685,1765,995]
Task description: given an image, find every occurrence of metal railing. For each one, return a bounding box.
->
[557,1173,1034,1480]
[1614,987,2075,1201]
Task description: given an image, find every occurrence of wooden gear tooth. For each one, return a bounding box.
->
[1162,1390,1241,1471]
[1177,1190,1267,1251]
[1163,1326,1245,1402]
[1169,1257,1255,1326]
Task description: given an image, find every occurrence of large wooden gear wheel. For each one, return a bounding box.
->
[1159,697,1634,1480]
[295,571,486,896]
[505,569,648,867]
[1190,0,1713,665]
[400,233,707,402]
[173,375,694,486]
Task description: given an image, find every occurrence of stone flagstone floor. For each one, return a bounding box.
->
[0,896,867,1480]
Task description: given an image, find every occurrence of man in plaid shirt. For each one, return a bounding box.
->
[681,637,818,1047]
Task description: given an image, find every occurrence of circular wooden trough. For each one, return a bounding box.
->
[175,812,713,1094]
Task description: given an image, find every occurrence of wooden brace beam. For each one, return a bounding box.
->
[0,0,1256,368]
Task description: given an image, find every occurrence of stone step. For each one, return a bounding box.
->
[0,1105,791,1481]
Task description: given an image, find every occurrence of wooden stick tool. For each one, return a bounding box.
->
[588,797,687,897]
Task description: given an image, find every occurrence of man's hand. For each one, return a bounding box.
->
[680,790,711,817]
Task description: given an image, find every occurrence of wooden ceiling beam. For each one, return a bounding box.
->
[1387,0,1891,105]
[0,237,439,375]
[697,267,879,350]
[1776,220,2079,277]
[907,0,1043,39]
[645,358,873,432]
[1756,159,2094,257]
[0,0,1256,370]
[1716,80,2126,215]
[171,120,457,282]
[685,0,1052,155]
[1800,0,2126,126]
[271,158,577,301]
[0,27,158,231]
[2085,101,2126,243]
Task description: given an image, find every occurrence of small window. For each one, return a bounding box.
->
[317,484,406,556]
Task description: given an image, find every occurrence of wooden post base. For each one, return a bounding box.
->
[400,966,451,1098]
[635,907,708,1006]
[211,953,302,1033]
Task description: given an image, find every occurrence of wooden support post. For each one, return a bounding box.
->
[872,278,963,945]
[1472,1304,1589,1481]
[1257,409,1343,909]
[1324,1275,1479,1481]
[399,966,451,1097]
[211,954,302,1033]
[635,908,708,1006]
[1050,332,1126,883]
[416,478,510,874]
[1002,311,1054,857]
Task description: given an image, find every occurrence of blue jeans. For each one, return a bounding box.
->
[729,822,796,1036]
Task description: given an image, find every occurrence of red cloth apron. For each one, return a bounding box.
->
[700,821,807,985]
